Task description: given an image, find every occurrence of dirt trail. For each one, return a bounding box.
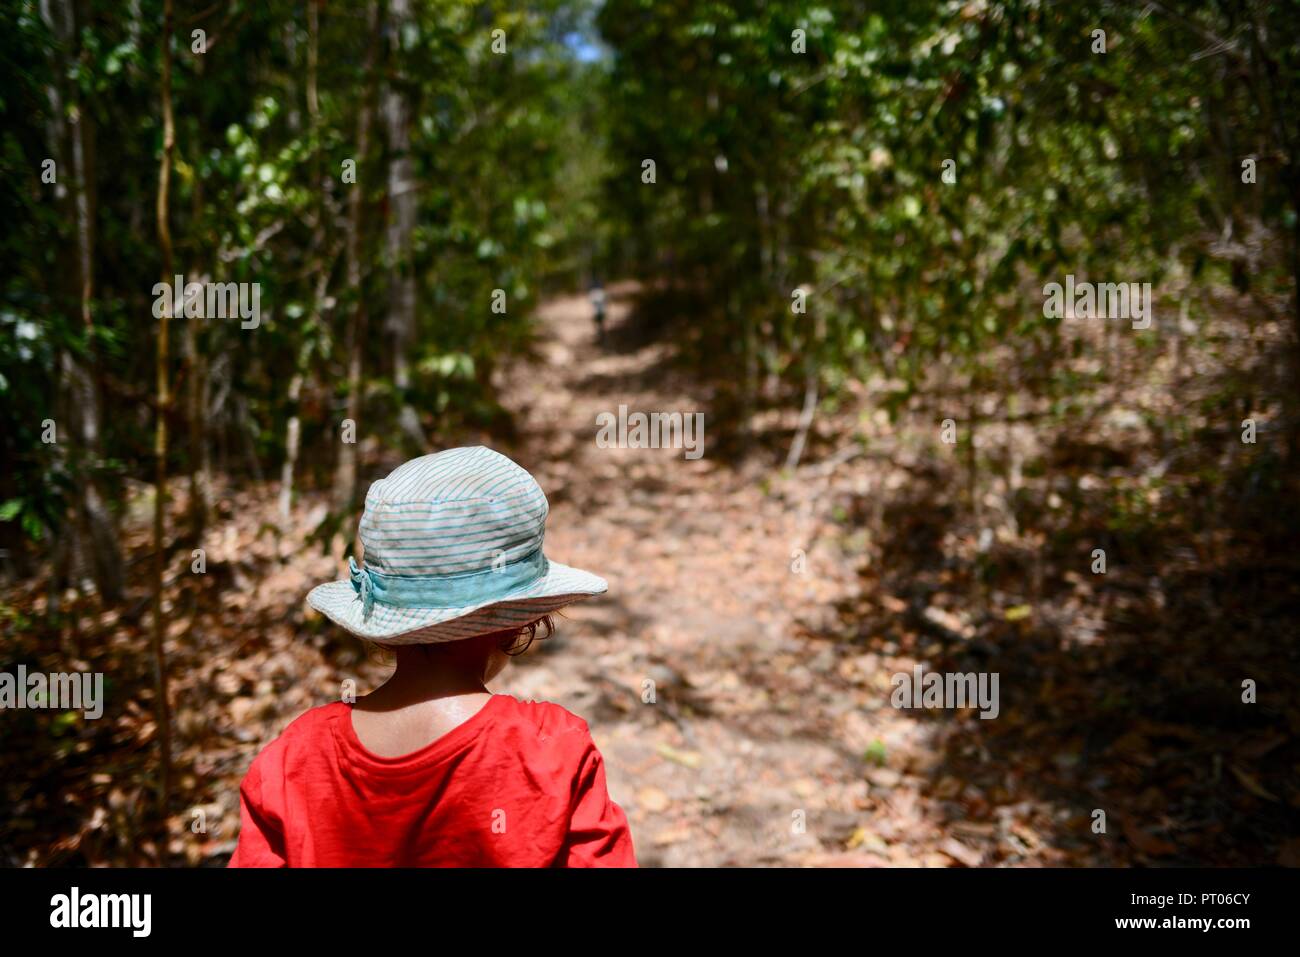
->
[490,284,991,867]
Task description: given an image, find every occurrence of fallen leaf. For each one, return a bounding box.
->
[652,825,693,846]
[1230,765,1279,802]
[638,786,671,813]
[655,743,703,769]
[1122,819,1177,857]
[939,837,983,867]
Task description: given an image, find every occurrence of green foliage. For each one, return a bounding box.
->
[2,0,1297,562]
[0,0,605,554]
[598,0,1300,399]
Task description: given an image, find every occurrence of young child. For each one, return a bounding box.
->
[589,279,607,345]
[229,446,636,867]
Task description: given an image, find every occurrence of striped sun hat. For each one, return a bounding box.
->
[306,446,607,644]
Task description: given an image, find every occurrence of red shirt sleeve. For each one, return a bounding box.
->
[558,729,637,868]
[228,757,288,868]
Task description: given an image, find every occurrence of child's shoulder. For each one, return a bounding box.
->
[278,700,349,740]
[491,693,593,741]
[489,695,603,776]
[246,702,347,769]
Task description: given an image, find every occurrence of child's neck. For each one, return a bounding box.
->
[350,650,494,757]
[370,648,489,706]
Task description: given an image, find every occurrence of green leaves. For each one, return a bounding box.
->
[417,352,475,380]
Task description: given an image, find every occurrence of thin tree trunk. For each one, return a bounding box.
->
[280,2,321,523]
[785,362,818,471]
[785,251,819,470]
[280,367,305,521]
[282,267,330,519]
[966,389,980,521]
[185,52,211,541]
[151,0,176,820]
[185,291,211,538]
[1004,387,1021,536]
[967,386,983,609]
[307,0,320,141]
[40,0,73,615]
[333,1,382,514]
[1289,168,1300,462]
[384,0,423,447]
[42,0,124,605]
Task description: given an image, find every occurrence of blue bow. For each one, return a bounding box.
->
[347,548,549,622]
[349,556,376,619]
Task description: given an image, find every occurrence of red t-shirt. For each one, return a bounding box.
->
[228,694,637,867]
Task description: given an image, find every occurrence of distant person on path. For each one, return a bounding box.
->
[589,279,607,345]
[228,447,636,868]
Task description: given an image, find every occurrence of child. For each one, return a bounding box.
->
[589,279,607,345]
[229,446,636,867]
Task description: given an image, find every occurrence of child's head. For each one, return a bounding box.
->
[371,615,555,683]
[306,447,605,654]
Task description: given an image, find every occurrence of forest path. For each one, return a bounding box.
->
[10,285,1146,867]
[490,284,978,866]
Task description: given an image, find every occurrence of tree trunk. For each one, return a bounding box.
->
[384,0,423,448]
[151,0,176,819]
[282,269,330,519]
[185,54,211,541]
[785,362,819,471]
[332,1,382,514]
[185,292,211,540]
[281,0,323,523]
[41,0,124,605]
[1289,168,1300,462]
[280,367,306,521]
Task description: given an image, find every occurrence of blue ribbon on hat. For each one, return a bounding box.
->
[348,548,549,620]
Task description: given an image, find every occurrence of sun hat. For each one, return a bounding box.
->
[306,446,607,644]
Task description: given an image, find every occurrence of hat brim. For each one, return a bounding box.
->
[305,559,607,645]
